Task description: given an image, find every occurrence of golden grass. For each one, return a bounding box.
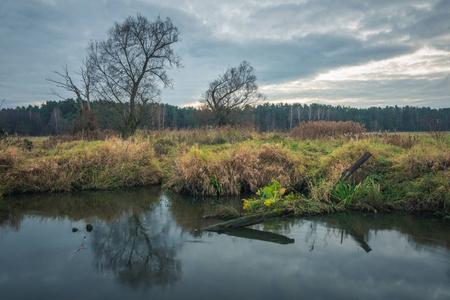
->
[1,137,161,194]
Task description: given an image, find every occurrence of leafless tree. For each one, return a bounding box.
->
[87,14,181,138]
[46,61,93,110]
[47,61,98,134]
[203,61,264,126]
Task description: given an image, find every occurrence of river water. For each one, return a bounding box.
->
[0,187,449,300]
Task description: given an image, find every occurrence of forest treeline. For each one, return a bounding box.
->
[1,98,449,136]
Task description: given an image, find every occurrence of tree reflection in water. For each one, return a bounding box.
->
[90,206,182,289]
[1,187,183,289]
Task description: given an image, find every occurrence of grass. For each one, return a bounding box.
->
[1,123,449,217]
[0,137,161,194]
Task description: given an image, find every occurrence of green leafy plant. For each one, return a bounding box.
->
[332,180,360,207]
[256,179,286,207]
[332,177,382,209]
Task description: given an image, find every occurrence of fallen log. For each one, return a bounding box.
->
[337,152,372,184]
[199,209,292,232]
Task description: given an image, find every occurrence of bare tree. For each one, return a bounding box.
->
[46,61,93,110]
[203,61,264,126]
[47,62,98,134]
[87,14,181,138]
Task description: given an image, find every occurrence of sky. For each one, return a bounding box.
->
[0,0,449,109]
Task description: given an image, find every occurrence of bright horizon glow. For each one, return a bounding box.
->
[316,47,450,81]
[260,47,450,106]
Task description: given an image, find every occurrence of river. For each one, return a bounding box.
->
[0,187,449,300]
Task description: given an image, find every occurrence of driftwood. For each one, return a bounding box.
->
[200,209,292,232]
[337,152,372,184]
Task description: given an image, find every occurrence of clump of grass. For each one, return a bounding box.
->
[391,142,450,180]
[332,177,385,211]
[317,139,400,183]
[381,133,419,149]
[290,121,366,140]
[167,143,304,197]
[401,170,450,213]
[1,137,161,194]
[0,146,21,168]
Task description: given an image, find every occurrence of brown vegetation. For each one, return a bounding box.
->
[381,133,419,149]
[1,137,161,194]
[290,121,366,140]
[167,143,304,197]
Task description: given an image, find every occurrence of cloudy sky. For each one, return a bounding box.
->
[1,0,449,109]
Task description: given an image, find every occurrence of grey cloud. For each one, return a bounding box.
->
[0,0,448,108]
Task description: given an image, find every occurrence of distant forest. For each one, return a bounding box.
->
[1,98,449,136]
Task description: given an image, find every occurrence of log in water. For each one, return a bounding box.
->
[200,209,292,232]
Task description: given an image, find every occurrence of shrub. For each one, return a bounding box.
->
[382,133,418,149]
[290,121,366,140]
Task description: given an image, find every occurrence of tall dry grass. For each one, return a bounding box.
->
[167,143,305,196]
[291,121,366,140]
[381,133,419,149]
[0,137,161,194]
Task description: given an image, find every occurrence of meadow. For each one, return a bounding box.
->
[1,122,449,217]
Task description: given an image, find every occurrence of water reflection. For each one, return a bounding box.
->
[0,187,449,299]
[0,187,160,226]
[1,188,183,290]
[222,228,295,245]
[91,212,181,289]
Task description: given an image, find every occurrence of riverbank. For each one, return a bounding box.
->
[1,126,449,216]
